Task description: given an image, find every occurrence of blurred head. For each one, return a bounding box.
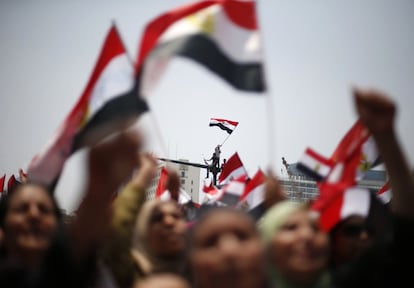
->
[134,200,187,257]
[329,215,375,268]
[259,201,330,286]
[0,182,61,266]
[325,190,391,269]
[133,273,190,288]
[189,207,266,288]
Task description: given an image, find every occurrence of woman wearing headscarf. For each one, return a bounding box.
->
[130,198,188,277]
[100,154,188,288]
[259,200,331,288]
[189,206,268,288]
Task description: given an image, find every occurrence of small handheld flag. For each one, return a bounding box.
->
[209,118,238,134]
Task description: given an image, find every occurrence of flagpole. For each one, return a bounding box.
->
[110,20,170,159]
[148,113,169,158]
[256,2,277,174]
[220,129,235,147]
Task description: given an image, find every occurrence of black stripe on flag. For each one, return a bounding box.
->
[72,88,149,152]
[209,123,233,134]
[149,34,266,92]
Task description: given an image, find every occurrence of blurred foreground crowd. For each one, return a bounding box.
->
[1,88,413,288]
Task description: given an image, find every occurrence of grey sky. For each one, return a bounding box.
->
[1,0,413,213]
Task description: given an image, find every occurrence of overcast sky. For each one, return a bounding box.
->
[1,0,413,213]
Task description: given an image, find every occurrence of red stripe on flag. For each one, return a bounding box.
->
[317,188,345,232]
[0,174,5,193]
[210,117,239,127]
[7,175,17,193]
[377,180,390,195]
[240,169,265,201]
[222,0,258,30]
[218,152,246,183]
[136,1,217,69]
[330,120,369,162]
[67,25,127,127]
[135,0,259,69]
[155,167,169,198]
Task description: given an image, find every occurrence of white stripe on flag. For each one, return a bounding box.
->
[88,54,134,116]
[245,183,265,209]
[219,166,247,185]
[159,4,262,63]
[300,149,332,179]
[138,0,265,96]
[340,187,371,219]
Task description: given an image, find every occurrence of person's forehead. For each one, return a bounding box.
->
[194,211,255,237]
[154,201,180,212]
[10,185,52,203]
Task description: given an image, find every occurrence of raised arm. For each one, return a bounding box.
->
[354,88,414,217]
[101,152,158,288]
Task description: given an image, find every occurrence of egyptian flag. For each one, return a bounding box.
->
[0,174,5,194]
[27,24,148,187]
[7,174,18,194]
[315,186,372,232]
[299,120,374,183]
[155,166,169,198]
[135,0,266,96]
[311,129,368,214]
[159,188,192,205]
[356,136,382,180]
[200,178,222,205]
[376,180,391,204]
[209,118,238,134]
[297,148,334,182]
[219,174,248,206]
[218,152,248,185]
[239,168,265,209]
[155,166,191,204]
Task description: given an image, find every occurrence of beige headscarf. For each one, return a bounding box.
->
[259,201,307,245]
[131,199,186,276]
[258,200,330,288]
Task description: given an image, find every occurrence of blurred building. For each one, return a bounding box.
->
[146,159,201,202]
[280,163,387,202]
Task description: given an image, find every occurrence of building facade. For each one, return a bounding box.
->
[280,163,387,202]
[146,159,201,202]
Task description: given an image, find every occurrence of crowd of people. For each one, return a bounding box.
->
[1,87,413,288]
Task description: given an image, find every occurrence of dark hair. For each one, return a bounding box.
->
[0,181,63,230]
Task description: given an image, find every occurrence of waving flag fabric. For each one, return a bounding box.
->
[155,166,169,198]
[298,120,380,183]
[376,180,391,204]
[7,174,18,193]
[209,118,238,134]
[200,178,222,205]
[219,174,248,206]
[155,166,191,204]
[297,148,334,182]
[316,187,371,232]
[0,174,5,194]
[27,24,148,187]
[136,0,266,96]
[218,152,248,185]
[356,136,382,180]
[239,168,265,209]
